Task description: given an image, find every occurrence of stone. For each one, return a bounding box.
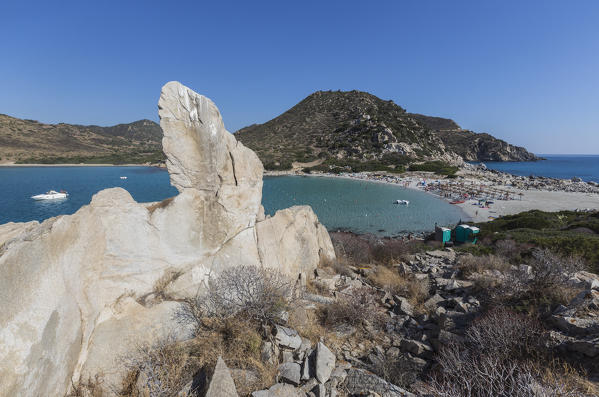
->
[205,356,238,397]
[344,368,414,397]
[424,293,445,309]
[574,271,599,290]
[0,82,336,396]
[312,383,326,397]
[315,342,336,383]
[399,339,433,357]
[394,297,414,317]
[278,362,302,385]
[253,383,305,397]
[275,325,302,350]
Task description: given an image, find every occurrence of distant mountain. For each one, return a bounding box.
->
[235,90,539,171]
[0,114,165,164]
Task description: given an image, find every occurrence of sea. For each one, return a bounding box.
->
[479,154,599,183]
[0,167,466,235]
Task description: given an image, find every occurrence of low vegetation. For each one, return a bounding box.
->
[473,210,599,272]
[82,223,598,397]
[408,160,458,176]
[423,308,591,397]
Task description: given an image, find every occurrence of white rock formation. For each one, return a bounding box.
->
[0,81,335,396]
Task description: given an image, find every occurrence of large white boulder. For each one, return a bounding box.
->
[0,81,335,396]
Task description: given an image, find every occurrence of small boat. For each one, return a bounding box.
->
[394,199,410,205]
[450,200,465,204]
[120,176,128,179]
[31,190,68,200]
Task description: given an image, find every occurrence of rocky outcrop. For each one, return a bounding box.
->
[0,81,335,396]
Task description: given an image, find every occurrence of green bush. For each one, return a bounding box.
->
[408,161,458,176]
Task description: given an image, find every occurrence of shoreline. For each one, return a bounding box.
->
[265,169,599,223]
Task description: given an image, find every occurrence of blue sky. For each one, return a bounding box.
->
[1,1,598,154]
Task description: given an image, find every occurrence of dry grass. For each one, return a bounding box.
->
[118,334,195,397]
[188,316,276,395]
[152,269,182,300]
[147,197,175,214]
[457,254,511,277]
[320,286,385,329]
[367,265,430,313]
[287,305,329,344]
[117,315,277,397]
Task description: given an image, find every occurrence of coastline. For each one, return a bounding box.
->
[265,169,599,223]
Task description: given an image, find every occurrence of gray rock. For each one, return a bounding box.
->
[268,383,306,396]
[278,362,302,385]
[424,293,445,309]
[550,315,599,336]
[311,383,326,397]
[275,325,302,350]
[344,368,414,397]
[205,356,238,397]
[315,342,336,383]
[399,339,433,357]
[301,350,312,380]
[394,297,414,317]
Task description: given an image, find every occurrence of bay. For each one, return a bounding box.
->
[0,167,466,235]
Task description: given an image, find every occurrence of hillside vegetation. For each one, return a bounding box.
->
[0,114,165,164]
[471,210,599,272]
[236,90,538,171]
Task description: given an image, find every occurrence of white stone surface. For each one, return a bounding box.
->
[0,81,335,396]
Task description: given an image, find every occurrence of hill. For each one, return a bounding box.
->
[235,90,539,171]
[0,114,165,164]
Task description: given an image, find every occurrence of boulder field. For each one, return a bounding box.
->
[0,81,335,396]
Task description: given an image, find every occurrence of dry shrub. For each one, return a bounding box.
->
[67,375,104,397]
[423,308,594,397]
[172,266,288,394]
[457,253,511,277]
[480,249,586,308]
[321,286,383,329]
[495,239,519,259]
[528,249,585,292]
[370,239,410,265]
[187,316,276,395]
[371,351,422,389]
[176,265,294,332]
[118,334,196,397]
[330,232,372,265]
[465,307,544,360]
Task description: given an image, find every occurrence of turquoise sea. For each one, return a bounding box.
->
[480,155,599,182]
[0,167,466,235]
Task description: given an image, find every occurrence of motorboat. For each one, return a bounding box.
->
[394,199,409,205]
[31,190,68,200]
[120,176,128,179]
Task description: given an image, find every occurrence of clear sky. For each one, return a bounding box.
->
[1,0,598,154]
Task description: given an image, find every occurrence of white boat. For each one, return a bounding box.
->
[31,190,68,200]
[394,199,410,205]
[120,176,128,179]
